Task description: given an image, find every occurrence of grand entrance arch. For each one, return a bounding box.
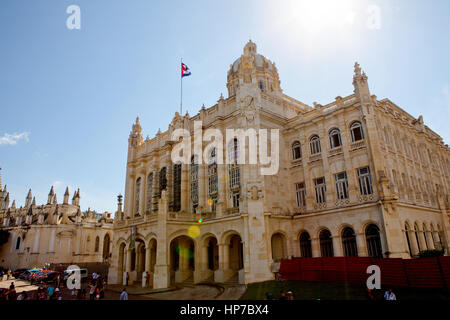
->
[145,238,157,288]
[117,242,126,284]
[216,232,244,284]
[170,236,195,284]
[196,235,219,283]
[271,232,287,261]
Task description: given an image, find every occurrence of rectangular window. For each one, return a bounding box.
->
[357,167,373,195]
[335,172,349,199]
[314,177,326,204]
[232,192,240,208]
[229,165,240,188]
[295,182,306,207]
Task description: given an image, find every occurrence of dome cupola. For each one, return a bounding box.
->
[227,40,282,97]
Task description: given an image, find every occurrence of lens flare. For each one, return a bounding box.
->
[198,218,203,224]
[188,225,201,238]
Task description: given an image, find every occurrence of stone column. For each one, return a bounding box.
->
[139,174,145,216]
[423,231,434,250]
[332,235,342,257]
[408,230,419,256]
[181,164,189,212]
[426,231,435,250]
[198,164,207,212]
[311,237,320,257]
[216,164,227,217]
[153,191,170,289]
[356,232,367,257]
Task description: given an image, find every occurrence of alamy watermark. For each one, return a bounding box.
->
[171,121,280,175]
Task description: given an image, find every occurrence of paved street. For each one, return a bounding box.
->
[1,276,246,300]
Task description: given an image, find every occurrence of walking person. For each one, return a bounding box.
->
[88,280,96,300]
[120,288,128,300]
[384,289,396,300]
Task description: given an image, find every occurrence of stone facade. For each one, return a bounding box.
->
[108,41,450,288]
[0,179,113,270]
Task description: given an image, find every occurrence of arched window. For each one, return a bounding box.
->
[291,141,302,160]
[159,167,167,197]
[310,135,321,155]
[437,225,444,250]
[271,233,287,261]
[190,156,199,211]
[228,139,241,208]
[430,224,436,246]
[319,229,334,257]
[134,177,141,216]
[299,232,312,258]
[15,236,21,250]
[103,234,110,259]
[146,173,153,213]
[366,224,383,257]
[350,121,364,142]
[258,80,265,92]
[95,236,100,252]
[208,148,218,211]
[342,227,358,257]
[423,223,429,249]
[329,128,342,148]
[414,224,421,252]
[405,223,413,257]
[173,163,182,212]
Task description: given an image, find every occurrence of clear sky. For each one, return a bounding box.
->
[0,0,449,213]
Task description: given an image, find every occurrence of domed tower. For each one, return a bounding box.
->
[226,40,282,98]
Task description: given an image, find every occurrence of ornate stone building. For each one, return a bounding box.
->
[0,174,114,270]
[109,41,450,288]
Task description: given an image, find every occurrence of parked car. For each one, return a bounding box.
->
[20,269,41,281]
[12,268,28,279]
[31,270,58,284]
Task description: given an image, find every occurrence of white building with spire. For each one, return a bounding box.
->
[108,41,450,288]
[0,172,114,271]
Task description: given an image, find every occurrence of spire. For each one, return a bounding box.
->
[48,186,55,204]
[11,200,16,209]
[32,197,36,206]
[0,167,2,190]
[243,39,257,55]
[25,189,32,207]
[63,186,70,204]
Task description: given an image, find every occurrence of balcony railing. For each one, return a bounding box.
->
[350,140,366,151]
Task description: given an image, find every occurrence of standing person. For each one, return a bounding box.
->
[120,288,128,300]
[384,289,397,300]
[126,272,129,286]
[279,290,287,300]
[366,288,376,300]
[8,285,17,300]
[88,280,96,300]
[55,288,62,300]
[287,291,294,300]
[56,273,61,288]
[145,271,150,287]
[47,283,55,297]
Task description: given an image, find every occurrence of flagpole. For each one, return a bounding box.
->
[180,58,183,115]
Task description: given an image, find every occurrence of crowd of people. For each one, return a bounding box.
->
[0,270,108,300]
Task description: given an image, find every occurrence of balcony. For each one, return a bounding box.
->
[328,146,343,157]
[290,159,303,167]
[308,153,322,163]
[350,140,366,151]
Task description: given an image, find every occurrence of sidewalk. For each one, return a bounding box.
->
[106,283,179,295]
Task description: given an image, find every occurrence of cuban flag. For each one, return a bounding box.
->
[181,62,191,78]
